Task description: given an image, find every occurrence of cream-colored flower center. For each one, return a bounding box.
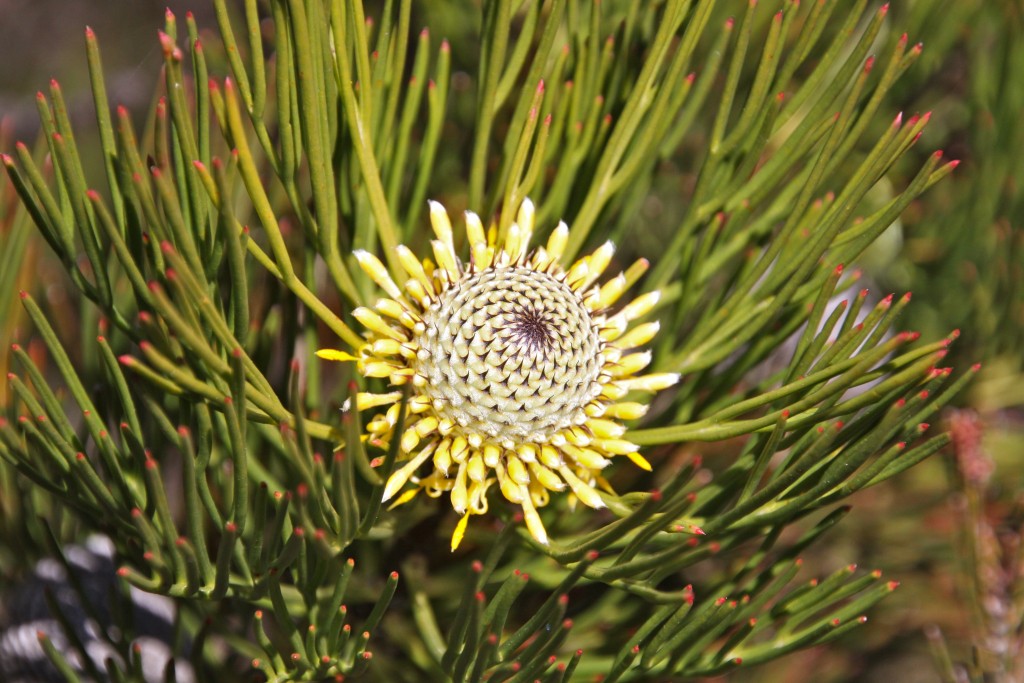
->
[415,265,604,443]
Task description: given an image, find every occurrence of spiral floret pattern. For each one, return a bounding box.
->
[317,199,678,549]
[418,266,603,443]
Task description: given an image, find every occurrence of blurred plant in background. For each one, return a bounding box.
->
[0,0,1018,681]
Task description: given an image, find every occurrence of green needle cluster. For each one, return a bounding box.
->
[0,1,991,681]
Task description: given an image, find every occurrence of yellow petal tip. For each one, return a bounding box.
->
[315,348,359,362]
[626,451,653,471]
[451,513,471,552]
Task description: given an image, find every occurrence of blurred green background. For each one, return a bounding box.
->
[0,2,214,134]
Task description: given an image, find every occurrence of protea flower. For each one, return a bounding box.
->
[318,199,677,549]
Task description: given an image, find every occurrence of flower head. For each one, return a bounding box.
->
[318,199,677,549]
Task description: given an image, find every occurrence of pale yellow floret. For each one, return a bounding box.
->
[438,417,457,436]
[383,403,403,426]
[408,397,433,414]
[428,199,455,251]
[450,464,469,513]
[600,383,630,401]
[374,298,422,329]
[601,346,623,365]
[546,221,569,261]
[599,315,629,341]
[530,246,553,271]
[362,360,399,378]
[370,339,407,357]
[356,391,402,410]
[612,351,654,377]
[467,453,487,482]
[620,290,661,321]
[564,259,590,289]
[465,210,486,248]
[400,425,420,452]
[433,439,453,474]
[505,221,528,264]
[430,239,460,277]
[354,250,404,300]
[601,402,649,420]
[414,415,440,438]
[472,242,493,270]
[517,443,538,463]
[576,241,615,290]
[528,460,565,491]
[450,436,469,463]
[497,462,524,503]
[382,442,438,502]
[588,273,628,309]
[352,308,406,342]
[396,245,434,292]
[562,444,610,470]
[506,453,531,485]
[586,418,628,439]
[519,491,548,545]
[403,279,432,306]
[615,321,661,349]
[558,465,605,509]
[517,197,535,232]
[483,444,501,468]
[617,373,682,392]
[592,438,640,455]
[562,428,592,447]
